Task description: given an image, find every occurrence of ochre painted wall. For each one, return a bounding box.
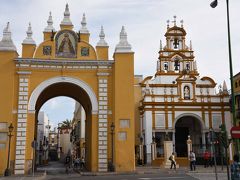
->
[0,25,135,174]
[113,52,135,171]
[0,51,18,175]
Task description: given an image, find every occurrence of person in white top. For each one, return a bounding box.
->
[169,152,176,169]
[189,151,196,171]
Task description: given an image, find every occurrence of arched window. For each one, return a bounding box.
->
[163,62,168,72]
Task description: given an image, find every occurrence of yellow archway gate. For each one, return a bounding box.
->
[0,5,135,175]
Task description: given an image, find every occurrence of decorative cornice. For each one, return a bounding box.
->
[97,72,110,76]
[15,58,114,66]
[17,71,32,75]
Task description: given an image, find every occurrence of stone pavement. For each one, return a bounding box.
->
[0,165,230,180]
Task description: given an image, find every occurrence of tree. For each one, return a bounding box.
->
[61,119,72,129]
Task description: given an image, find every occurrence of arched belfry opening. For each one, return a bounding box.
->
[34,81,93,171]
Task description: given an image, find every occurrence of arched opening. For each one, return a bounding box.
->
[34,82,93,172]
[175,116,202,157]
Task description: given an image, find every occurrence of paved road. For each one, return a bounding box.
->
[0,161,229,180]
[44,173,196,180]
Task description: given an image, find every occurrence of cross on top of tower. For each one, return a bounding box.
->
[180,20,184,28]
[167,20,170,28]
[172,15,177,26]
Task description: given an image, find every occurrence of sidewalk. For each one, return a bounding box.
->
[0,165,230,179]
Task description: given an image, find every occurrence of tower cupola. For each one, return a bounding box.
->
[164,16,187,51]
[79,13,90,42]
[44,12,55,32]
[97,26,108,46]
[22,23,36,45]
[96,26,109,60]
[60,4,73,30]
[157,16,197,76]
[0,22,17,51]
[115,26,132,53]
[80,13,89,34]
[43,12,56,40]
[22,23,36,58]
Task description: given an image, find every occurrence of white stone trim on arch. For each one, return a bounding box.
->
[173,113,207,131]
[28,76,98,114]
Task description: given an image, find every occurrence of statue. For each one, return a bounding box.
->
[184,86,190,100]
[165,132,170,141]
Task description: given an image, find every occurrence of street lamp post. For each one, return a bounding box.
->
[139,135,144,165]
[110,122,115,171]
[210,0,238,153]
[4,123,14,176]
[57,123,62,160]
[209,128,218,180]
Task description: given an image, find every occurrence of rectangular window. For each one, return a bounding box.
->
[120,119,130,128]
[212,114,222,129]
[0,143,6,149]
[0,122,7,130]
[155,114,165,128]
[0,132,7,141]
[118,132,127,141]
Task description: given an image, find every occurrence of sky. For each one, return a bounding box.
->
[1,0,239,128]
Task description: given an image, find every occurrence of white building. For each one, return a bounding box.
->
[37,111,50,164]
[72,102,86,158]
[138,17,231,166]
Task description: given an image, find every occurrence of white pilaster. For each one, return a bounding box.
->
[144,111,152,164]
[97,73,109,172]
[14,72,31,174]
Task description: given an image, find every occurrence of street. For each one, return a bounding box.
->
[0,161,228,180]
[44,174,196,180]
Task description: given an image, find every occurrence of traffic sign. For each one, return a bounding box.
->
[230,126,240,139]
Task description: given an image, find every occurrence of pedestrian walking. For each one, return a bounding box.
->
[80,156,85,170]
[231,154,240,180]
[169,152,176,169]
[65,154,71,174]
[203,150,210,168]
[189,150,196,171]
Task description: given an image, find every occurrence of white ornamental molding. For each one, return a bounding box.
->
[28,76,98,114]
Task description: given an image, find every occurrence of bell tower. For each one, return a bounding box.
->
[156,16,198,76]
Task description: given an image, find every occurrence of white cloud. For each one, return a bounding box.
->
[40,97,75,128]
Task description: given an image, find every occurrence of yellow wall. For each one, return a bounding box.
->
[134,76,143,145]
[0,26,135,174]
[96,46,109,60]
[113,52,135,171]
[0,51,18,175]
[22,44,36,58]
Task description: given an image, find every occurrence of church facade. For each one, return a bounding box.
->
[0,4,135,175]
[136,17,231,166]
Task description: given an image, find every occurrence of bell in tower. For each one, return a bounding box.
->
[173,38,179,49]
[174,59,180,71]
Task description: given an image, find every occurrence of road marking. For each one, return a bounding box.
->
[139,177,185,180]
